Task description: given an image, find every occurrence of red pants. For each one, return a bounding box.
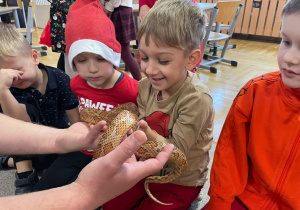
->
[103,178,202,210]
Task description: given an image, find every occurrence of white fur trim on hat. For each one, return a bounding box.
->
[68,39,121,70]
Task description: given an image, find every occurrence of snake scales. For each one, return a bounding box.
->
[80,102,188,205]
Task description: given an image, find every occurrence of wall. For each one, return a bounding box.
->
[199,0,287,38]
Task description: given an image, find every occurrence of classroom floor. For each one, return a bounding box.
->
[0,28,279,209]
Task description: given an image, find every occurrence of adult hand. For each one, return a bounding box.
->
[73,130,174,209]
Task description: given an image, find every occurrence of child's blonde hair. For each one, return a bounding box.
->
[0,23,32,64]
[282,0,300,16]
[137,0,206,56]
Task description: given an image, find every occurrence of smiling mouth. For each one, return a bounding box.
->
[151,77,164,81]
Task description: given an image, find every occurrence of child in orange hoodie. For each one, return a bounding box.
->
[205,0,300,209]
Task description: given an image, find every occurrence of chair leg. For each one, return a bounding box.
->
[197,63,217,74]
[212,46,218,56]
[210,44,236,53]
[32,46,47,51]
[203,54,220,61]
[212,42,218,56]
[204,53,238,67]
[220,58,238,66]
[37,51,47,56]
[219,38,232,58]
[32,46,48,57]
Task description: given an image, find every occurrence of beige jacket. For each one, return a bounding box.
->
[137,71,214,187]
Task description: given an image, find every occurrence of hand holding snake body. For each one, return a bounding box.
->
[80,103,188,205]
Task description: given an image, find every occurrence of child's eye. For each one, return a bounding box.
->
[77,59,86,63]
[141,57,149,62]
[97,57,105,62]
[282,40,291,46]
[158,60,169,65]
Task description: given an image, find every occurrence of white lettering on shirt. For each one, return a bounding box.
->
[78,97,114,111]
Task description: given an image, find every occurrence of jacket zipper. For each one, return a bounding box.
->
[264,129,300,209]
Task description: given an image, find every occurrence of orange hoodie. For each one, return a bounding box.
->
[208,71,300,210]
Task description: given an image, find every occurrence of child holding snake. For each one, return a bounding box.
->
[33,0,139,192]
[102,0,215,209]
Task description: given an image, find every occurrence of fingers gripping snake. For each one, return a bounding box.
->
[80,103,188,205]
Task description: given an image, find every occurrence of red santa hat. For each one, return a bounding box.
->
[65,0,121,70]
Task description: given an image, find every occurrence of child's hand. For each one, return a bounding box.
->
[103,9,112,18]
[0,69,23,91]
[120,128,134,143]
[138,120,157,141]
[138,119,148,133]
[64,120,107,151]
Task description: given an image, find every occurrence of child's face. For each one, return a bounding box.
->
[139,35,196,98]
[277,13,300,88]
[0,50,39,89]
[73,52,115,89]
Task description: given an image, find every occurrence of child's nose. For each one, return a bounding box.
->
[144,60,158,75]
[88,61,99,73]
[284,47,300,66]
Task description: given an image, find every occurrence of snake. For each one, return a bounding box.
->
[80,102,188,205]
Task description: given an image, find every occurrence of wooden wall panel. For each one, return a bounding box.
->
[263,0,277,36]
[255,0,269,35]
[241,0,253,34]
[199,0,287,38]
[271,0,285,37]
[248,0,261,34]
[234,0,246,33]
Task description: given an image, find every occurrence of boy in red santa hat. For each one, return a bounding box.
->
[33,0,138,192]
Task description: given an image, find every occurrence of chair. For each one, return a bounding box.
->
[209,0,240,55]
[16,0,26,26]
[17,1,47,56]
[197,1,243,73]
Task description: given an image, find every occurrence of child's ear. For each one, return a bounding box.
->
[186,49,201,70]
[30,49,39,65]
